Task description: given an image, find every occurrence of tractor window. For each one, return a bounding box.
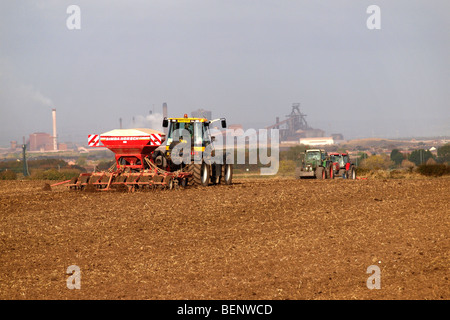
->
[168,122,194,143]
[305,151,320,161]
[193,122,204,146]
[184,123,194,138]
[193,121,211,147]
[167,121,210,147]
[203,122,211,145]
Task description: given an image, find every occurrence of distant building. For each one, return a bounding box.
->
[296,128,325,139]
[299,137,334,146]
[191,109,212,120]
[29,133,53,151]
[58,143,68,151]
[10,141,17,150]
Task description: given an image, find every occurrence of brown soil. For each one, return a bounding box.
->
[0,177,448,300]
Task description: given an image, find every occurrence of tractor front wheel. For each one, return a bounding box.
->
[211,164,222,185]
[347,167,356,180]
[316,167,325,180]
[200,163,210,186]
[221,164,233,185]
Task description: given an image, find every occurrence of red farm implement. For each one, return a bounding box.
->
[65,128,192,191]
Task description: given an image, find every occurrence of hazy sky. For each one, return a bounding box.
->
[0,0,449,146]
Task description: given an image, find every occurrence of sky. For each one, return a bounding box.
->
[0,0,449,147]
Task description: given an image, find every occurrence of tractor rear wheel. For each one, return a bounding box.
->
[187,162,210,186]
[187,163,200,186]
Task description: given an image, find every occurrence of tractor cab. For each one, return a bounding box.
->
[160,114,232,186]
[304,149,328,166]
[165,116,209,150]
[163,114,227,152]
[329,153,349,170]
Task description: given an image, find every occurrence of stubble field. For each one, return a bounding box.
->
[0,177,448,300]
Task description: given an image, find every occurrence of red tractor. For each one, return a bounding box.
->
[328,152,356,179]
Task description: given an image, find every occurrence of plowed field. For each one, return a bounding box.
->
[0,177,448,299]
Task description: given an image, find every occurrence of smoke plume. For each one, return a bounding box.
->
[133,113,164,131]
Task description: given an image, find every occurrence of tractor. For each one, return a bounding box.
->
[295,149,330,179]
[328,152,356,179]
[155,114,233,187]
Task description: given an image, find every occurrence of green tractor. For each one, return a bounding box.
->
[295,149,329,180]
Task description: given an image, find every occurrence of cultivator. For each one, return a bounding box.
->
[66,128,192,191]
[69,159,190,191]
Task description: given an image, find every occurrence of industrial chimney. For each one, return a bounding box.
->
[52,108,57,151]
[162,102,168,118]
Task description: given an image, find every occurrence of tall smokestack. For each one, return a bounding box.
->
[119,117,123,129]
[52,108,57,151]
[162,103,168,135]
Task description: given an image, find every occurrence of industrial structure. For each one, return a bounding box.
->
[267,103,343,146]
[267,103,325,141]
[299,137,334,146]
[29,132,53,151]
[27,109,67,152]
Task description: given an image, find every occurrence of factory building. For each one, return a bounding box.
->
[29,132,53,151]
